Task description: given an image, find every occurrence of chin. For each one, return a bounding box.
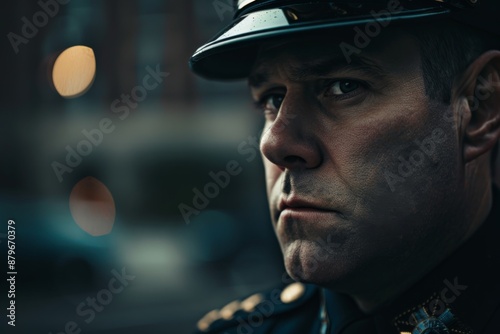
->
[282,239,354,287]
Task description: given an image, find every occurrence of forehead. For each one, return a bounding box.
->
[248,29,421,86]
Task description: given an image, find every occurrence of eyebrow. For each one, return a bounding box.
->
[248,54,387,88]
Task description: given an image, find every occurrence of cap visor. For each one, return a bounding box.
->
[190,3,450,80]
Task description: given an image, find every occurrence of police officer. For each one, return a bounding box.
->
[190,1,500,333]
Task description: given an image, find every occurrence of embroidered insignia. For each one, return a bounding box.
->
[393,294,473,334]
[411,307,455,334]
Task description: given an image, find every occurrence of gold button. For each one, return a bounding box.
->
[219,300,241,320]
[241,293,264,312]
[197,309,220,332]
[280,282,305,304]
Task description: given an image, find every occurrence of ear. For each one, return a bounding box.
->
[453,51,500,163]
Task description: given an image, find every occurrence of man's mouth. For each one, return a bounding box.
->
[276,196,341,221]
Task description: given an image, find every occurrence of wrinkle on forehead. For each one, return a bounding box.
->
[248,30,422,87]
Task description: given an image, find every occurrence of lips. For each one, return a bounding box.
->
[277,197,339,220]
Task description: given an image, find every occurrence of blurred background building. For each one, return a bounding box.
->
[0,1,285,333]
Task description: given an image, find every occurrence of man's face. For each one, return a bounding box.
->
[249,31,469,297]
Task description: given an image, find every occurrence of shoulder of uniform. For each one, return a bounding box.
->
[194,282,320,334]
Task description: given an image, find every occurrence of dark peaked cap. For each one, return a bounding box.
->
[189,0,500,80]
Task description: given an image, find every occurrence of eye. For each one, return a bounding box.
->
[326,80,361,96]
[257,94,284,114]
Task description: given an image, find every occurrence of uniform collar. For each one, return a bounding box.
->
[323,186,500,334]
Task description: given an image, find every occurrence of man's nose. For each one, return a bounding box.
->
[259,95,322,170]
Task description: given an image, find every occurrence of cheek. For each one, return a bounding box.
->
[327,104,427,194]
[330,66,430,184]
[262,155,282,193]
[344,104,459,220]
[322,92,458,211]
